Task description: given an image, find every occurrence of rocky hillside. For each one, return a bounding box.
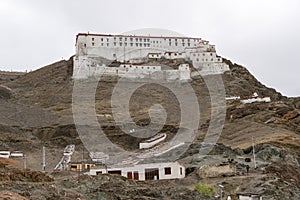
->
[0,57,299,199]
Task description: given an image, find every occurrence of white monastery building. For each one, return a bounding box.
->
[73,33,230,79]
[86,161,185,181]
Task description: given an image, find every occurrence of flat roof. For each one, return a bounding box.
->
[76,33,202,42]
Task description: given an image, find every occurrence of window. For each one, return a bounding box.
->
[169,43,171,46]
[210,53,213,56]
[144,38,147,42]
[96,171,102,175]
[139,43,142,47]
[92,38,95,41]
[139,38,142,41]
[101,43,103,46]
[84,44,86,48]
[100,38,103,41]
[180,167,183,175]
[108,170,121,175]
[125,43,127,46]
[136,43,138,47]
[130,38,133,41]
[188,43,190,46]
[119,43,122,46]
[119,37,122,40]
[164,167,171,175]
[136,38,138,41]
[125,38,127,41]
[130,43,133,46]
[107,43,109,46]
[114,42,116,46]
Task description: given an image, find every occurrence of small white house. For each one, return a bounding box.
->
[87,162,185,181]
[240,93,271,104]
[10,151,24,157]
[148,53,162,59]
[237,193,263,200]
[163,52,186,59]
[225,96,241,101]
[0,151,10,158]
[139,133,166,149]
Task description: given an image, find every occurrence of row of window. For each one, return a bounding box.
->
[90,37,200,43]
[193,53,214,56]
[89,42,194,47]
[195,58,221,62]
[122,65,157,70]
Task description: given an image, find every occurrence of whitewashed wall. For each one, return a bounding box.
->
[73,33,229,79]
[88,162,185,180]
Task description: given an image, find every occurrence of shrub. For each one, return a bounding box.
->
[194,182,215,196]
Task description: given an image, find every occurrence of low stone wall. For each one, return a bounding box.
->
[198,164,236,179]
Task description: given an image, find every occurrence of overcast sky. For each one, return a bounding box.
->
[0,0,299,97]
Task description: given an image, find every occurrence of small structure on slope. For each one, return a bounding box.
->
[240,92,271,104]
[86,161,185,181]
[139,133,167,149]
[54,144,75,170]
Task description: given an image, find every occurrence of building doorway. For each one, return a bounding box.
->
[133,171,139,180]
[145,168,159,180]
[127,172,133,180]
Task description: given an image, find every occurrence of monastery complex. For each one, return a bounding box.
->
[73,33,230,79]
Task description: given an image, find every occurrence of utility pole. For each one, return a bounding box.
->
[218,185,224,200]
[82,147,84,161]
[23,154,27,169]
[42,146,46,172]
[123,42,126,62]
[252,136,257,169]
